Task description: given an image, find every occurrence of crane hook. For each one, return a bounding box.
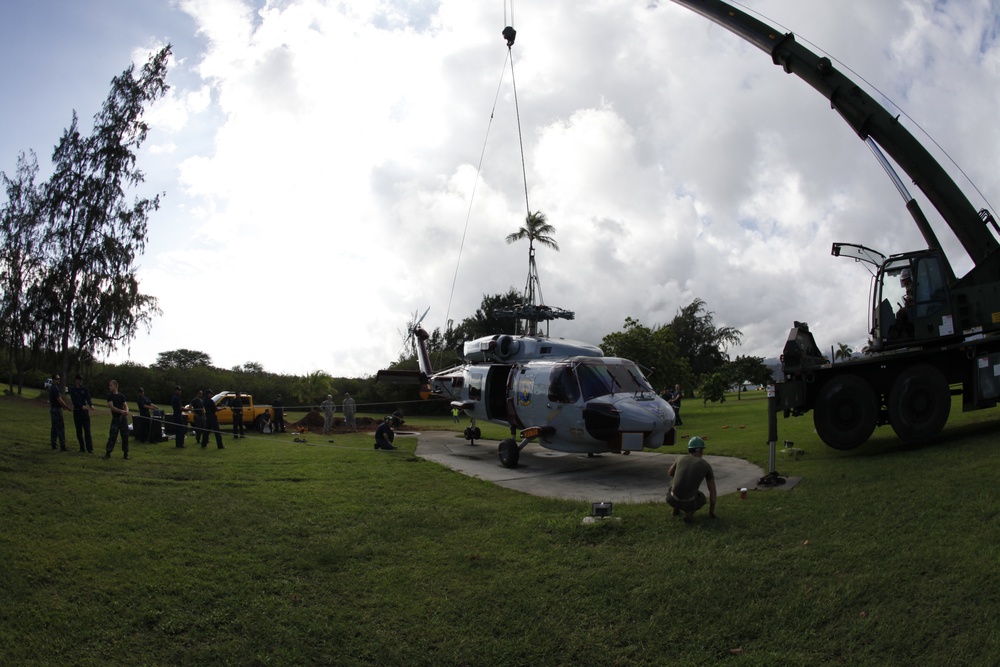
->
[502,26,516,47]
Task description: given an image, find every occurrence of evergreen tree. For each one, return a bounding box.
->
[0,151,45,393]
[600,317,692,392]
[670,298,742,387]
[39,46,171,385]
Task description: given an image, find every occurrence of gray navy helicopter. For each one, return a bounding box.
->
[378,306,677,468]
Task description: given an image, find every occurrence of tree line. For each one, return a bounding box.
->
[1,289,770,416]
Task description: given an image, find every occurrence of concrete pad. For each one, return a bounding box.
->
[406,431,767,504]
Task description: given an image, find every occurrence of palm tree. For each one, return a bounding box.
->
[505,211,559,335]
[505,210,559,251]
[834,342,854,362]
[295,370,333,405]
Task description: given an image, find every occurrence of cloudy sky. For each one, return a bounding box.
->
[2,0,999,378]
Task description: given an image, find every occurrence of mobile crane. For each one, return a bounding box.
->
[670,0,1000,450]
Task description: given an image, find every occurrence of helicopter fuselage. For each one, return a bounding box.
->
[430,334,676,456]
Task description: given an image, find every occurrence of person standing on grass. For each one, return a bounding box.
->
[668,384,683,426]
[171,385,186,448]
[342,392,356,429]
[68,374,95,453]
[321,394,335,435]
[273,393,286,433]
[232,391,245,438]
[135,388,159,443]
[103,380,130,460]
[667,436,717,522]
[202,389,224,449]
[49,373,71,451]
[191,389,206,445]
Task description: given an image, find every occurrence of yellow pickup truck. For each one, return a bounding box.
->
[185,391,272,429]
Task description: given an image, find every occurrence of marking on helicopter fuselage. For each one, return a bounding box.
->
[517,376,533,406]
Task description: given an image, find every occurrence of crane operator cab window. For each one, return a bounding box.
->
[879,255,951,343]
[913,257,949,321]
[881,261,916,341]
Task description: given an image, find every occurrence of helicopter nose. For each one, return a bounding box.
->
[582,401,620,441]
[616,397,674,445]
[583,396,673,444]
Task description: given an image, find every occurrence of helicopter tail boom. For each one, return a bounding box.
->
[375,370,427,385]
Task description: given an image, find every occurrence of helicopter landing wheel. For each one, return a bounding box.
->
[499,438,519,468]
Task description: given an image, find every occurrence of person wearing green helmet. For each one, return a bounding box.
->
[666,436,718,522]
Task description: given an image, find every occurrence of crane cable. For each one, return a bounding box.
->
[502,0,531,218]
[507,29,531,219]
[444,5,530,336]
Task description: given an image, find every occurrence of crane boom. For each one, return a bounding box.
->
[669,0,998,269]
[669,0,1000,452]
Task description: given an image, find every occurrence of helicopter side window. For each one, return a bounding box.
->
[468,373,483,401]
[548,365,580,404]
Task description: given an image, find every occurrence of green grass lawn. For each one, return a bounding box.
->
[3,390,1000,665]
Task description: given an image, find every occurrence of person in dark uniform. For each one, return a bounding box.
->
[171,385,186,448]
[232,391,245,439]
[67,374,95,453]
[258,410,272,433]
[668,384,683,426]
[49,373,71,451]
[273,393,286,433]
[374,416,396,450]
[191,389,206,445]
[202,389,225,449]
[135,388,159,443]
[103,380,130,459]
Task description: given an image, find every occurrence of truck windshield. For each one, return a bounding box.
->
[576,361,652,400]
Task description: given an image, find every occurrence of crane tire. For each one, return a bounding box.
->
[888,364,950,444]
[813,374,878,451]
[499,438,520,469]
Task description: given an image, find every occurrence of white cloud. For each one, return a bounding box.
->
[19,0,995,376]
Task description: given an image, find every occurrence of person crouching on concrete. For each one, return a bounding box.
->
[667,436,717,522]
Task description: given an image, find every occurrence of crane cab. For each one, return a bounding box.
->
[871,251,955,351]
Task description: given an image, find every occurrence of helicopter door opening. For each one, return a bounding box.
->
[485,365,513,423]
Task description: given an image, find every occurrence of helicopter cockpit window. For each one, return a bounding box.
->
[577,364,614,400]
[576,362,651,400]
[607,362,653,394]
[548,365,580,404]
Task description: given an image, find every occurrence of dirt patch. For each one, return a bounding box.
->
[290,410,379,434]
